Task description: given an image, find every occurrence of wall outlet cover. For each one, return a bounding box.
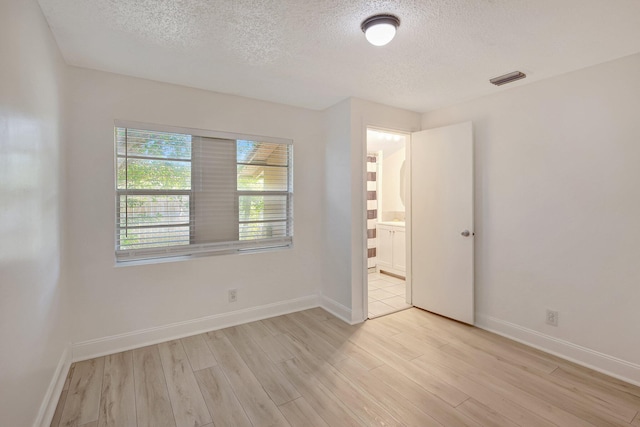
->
[546,309,559,326]
[228,289,238,303]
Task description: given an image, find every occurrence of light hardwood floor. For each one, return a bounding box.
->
[51,308,640,426]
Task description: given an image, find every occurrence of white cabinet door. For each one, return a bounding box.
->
[392,228,406,271]
[376,224,406,276]
[377,225,393,268]
[411,122,474,325]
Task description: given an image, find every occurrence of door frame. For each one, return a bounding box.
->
[362,126,413,320]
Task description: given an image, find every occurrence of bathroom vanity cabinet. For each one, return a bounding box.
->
[376,222,406,277]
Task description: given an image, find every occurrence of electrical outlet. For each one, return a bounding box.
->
[228,289,237,303]
[546,309,559,326]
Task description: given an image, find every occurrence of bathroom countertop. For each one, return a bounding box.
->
[377,221,405,227]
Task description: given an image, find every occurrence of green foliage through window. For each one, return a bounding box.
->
[116,128,192,249]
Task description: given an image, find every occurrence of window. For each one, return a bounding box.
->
[115,121,293,262]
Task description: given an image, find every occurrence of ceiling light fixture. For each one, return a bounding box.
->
[361,14,400,46]
[490,71,527,86]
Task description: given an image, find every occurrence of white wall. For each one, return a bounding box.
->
[65,67,325,349]
[0,0,70,425]
[423,53,640,382]
[322,99,353,318]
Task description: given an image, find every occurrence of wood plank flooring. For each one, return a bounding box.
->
[51,308,640,426]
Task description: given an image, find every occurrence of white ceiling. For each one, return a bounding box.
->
[38,0,640,112]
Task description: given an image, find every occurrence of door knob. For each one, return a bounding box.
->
[461,230,471,237]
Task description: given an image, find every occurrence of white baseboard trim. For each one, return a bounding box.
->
[320,295,355,324]
[35,343,72,427]
[72,295,320,362]
[476,314,640,387]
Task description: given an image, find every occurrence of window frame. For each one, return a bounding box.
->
[114,120,293,263]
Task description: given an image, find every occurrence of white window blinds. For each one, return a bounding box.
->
[115,122,293,262]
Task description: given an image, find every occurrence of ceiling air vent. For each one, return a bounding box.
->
[490,71,526,86]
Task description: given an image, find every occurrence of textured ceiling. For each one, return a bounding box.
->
[38,0,640,112]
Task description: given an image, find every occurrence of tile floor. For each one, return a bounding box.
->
[367,271,411,318]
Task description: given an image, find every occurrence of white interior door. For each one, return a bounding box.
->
[411,122,474,324]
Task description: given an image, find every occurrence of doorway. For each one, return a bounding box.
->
[363,123,475,324]
[365,128,411,318]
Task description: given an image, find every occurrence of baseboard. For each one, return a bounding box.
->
[34,343,72,427]
[476,314,640,387]
[72,295,320,362]
[320,295,355,324]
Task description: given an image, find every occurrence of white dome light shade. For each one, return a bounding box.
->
[361,14,400,47]
[365,23,396,46]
